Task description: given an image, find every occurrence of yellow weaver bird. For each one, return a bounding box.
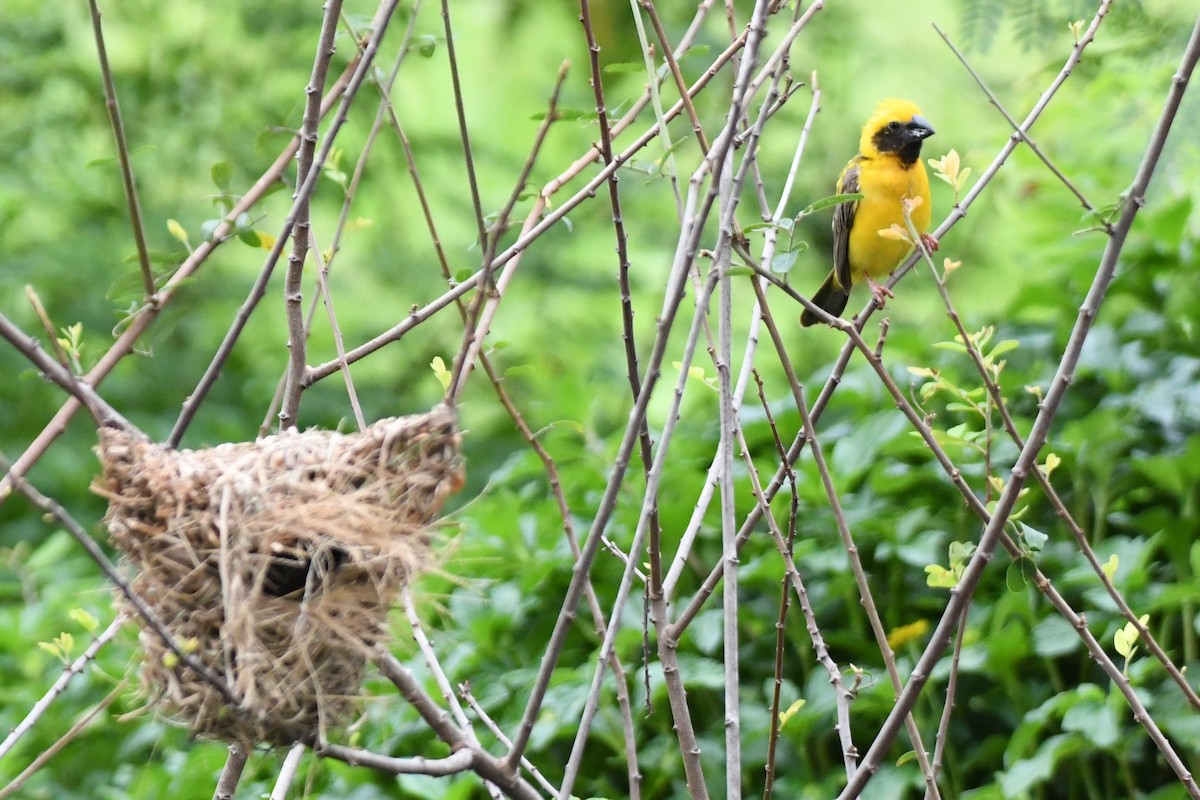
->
[800,98,938,327]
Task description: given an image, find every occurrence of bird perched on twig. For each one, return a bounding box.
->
[801,98,939,327]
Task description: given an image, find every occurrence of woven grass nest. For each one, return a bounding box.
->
[94,405,463,745]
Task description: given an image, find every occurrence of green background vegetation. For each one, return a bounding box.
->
[3,0,1200,797]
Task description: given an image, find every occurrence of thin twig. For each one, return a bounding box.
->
[373,650,542,800]
[213,743,250,800]
[663,76,821,598]
[0,312,140,434]
[169,0,403,446]
[304,32,750,388]
[1,460,240,708]
[837,13,1198,787]
[403,591,503,800]
[732,416,859,779]
[86,0,154,298]
[0,53,359,496]
[445,72,565,404]
[311,233,367,430]
[711,8,779,796]
[24,287,73,371]
[270,743,307,800]
[670,0,1114,636]
[750,278,942,795]
[928,612,969,797]
[933,23,1102,224]
[460,684,562,798]
[0,680,125,800]
[320,744,474,776]
[440,0,487,253]
[279,0,344,430]
[0,615,125,761]
[908,194,1200,714]
[755,371,799,800]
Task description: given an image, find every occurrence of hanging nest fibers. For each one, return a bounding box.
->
[93,405,464,745]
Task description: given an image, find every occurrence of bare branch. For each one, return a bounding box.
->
[213,743,250,800]
[279,0,345,431]
[86,0,154,298]
[0,615,125,761]
[0,49,361,497]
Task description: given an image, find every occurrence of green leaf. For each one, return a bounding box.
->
[948,540,976,568]
[1062,695,1120,749]
[531,108,596,122]
[1001,734,1081,796]
[724,265,755,277]
[771,250,799,274]
[987,338,1020,359]
[802,192,863,215]
[1032,615,1079,658]
[742,219,792,234]
[603,61,644,75]
[211,161,231,190]
[1006,557,1034,591]
[1018,523,1048,552]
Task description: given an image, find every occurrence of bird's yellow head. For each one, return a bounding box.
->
[860,98,935,166]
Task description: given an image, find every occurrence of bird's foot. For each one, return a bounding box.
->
[919,233,940,253]
[867,277,894,307]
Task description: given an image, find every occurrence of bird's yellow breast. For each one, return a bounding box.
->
[848,158,932,281]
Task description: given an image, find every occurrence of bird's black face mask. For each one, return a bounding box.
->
[873,115,936,166]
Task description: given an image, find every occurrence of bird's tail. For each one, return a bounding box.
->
[800,272,850,327]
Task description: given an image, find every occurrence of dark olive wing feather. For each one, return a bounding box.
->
[800,155,864,327]
[832,157,861,292]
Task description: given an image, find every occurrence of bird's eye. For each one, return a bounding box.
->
[887,121,901,132]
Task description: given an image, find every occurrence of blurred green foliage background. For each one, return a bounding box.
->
[3,0,1200,797]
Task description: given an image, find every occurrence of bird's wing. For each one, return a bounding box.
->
[832,157,862,292]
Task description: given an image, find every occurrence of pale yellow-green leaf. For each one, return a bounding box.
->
[167,218,189,245]
[1114,627,1133,659]
[778,698,806,729]
[1101,554,1119,580]
[674,361,711,387]
[925,564,958,589]
[956,166,972,191]
[1041,453,1062,478]
[877,224,910,242]
[69,608,99,634]
[430,356,452,392]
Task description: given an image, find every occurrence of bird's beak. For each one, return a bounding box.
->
[909,115,935,139]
